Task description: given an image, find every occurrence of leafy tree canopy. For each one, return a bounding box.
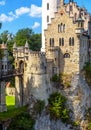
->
[14,28,41,51]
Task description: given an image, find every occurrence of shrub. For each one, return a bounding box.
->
[7,112,35,130]
[51,74,60,82]
[48,92,69,122]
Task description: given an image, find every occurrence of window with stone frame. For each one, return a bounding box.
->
[58,23,65,33]
[64,53,70,58]
[50,38,54,47]
[69,37,74,46]
[59,38,64,46]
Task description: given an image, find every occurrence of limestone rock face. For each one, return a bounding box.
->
[61,74,91,129]
[34,74,91,130]
[66,74,91,121]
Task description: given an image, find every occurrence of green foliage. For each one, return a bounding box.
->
[14,28,41,51]
[33,100,45,115]
[51,74,60,82]
[84,62,91,77]
[83,62,91,86]
[86,107,91,129]
[0,30,8,43]
[48,92,69,122]
[7,112,35,130]
[14,28,33,46]
[0,106,27,121]
[88,123,91,130]
[29,34,41,51]
[73,121,79,126]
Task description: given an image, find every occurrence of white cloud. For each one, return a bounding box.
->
[30,4,42,17]
[32,22,40,29]
[0,4,42,23]
[15,7,30,17]
[0,0,5,6]
[0,14,14,22]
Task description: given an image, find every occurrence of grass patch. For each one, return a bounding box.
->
[0,106,28,121]
[0,96,28,121]
[6,96,15,110]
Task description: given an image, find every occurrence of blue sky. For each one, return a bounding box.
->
[0,0,90,35]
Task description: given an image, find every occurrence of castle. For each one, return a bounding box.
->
[13,0,91,107]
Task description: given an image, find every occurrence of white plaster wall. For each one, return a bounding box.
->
[41,0,59,52]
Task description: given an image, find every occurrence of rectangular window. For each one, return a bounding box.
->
[59,38,64,46]
[59,38,61,46]
[47,16,49,22]
[47,3,49,10]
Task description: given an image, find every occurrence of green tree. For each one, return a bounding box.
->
[0,30,9,43]
[14,28,41,51]
[30,34,41,51]
[14,28,33,46]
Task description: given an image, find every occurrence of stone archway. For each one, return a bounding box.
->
[19,60,24,73]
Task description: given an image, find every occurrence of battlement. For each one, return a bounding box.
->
[30,51,45,57]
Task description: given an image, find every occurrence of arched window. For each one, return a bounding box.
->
[61,23,63,32]
[58,23,65,33]
[50,38,54,47]
[64,53,70,58]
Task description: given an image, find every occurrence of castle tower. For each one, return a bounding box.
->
[41,0,61,52]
